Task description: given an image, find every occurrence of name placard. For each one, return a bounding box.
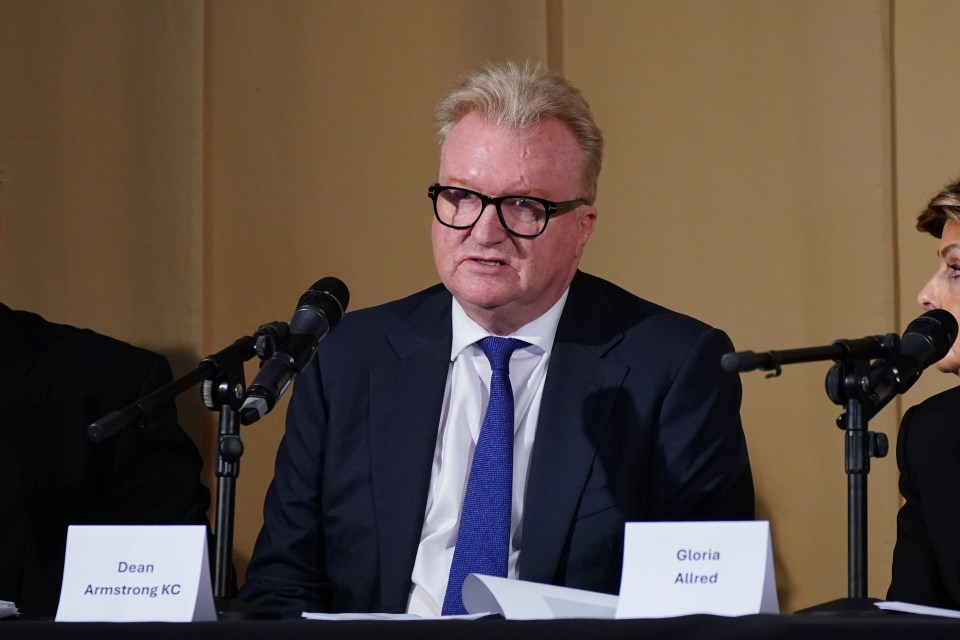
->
[55,525,216,622]
[615,521,778,618]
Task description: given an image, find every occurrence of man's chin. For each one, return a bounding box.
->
[458,296,510,313]
[449,283,516,310]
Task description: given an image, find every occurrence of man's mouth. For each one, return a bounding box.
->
[473,258,504,266]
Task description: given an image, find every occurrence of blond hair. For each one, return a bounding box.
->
[435,61,603,204]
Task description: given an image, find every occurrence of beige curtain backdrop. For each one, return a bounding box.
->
[2,0,959,613]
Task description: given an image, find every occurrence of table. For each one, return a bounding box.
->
[3,613,960,640]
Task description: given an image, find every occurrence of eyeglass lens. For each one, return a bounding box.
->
[435,188,546,236]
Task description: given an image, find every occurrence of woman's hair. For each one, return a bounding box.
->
[434,60,604,204]
[917,177,960,238]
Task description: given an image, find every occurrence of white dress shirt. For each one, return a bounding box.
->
[406,290,569,616]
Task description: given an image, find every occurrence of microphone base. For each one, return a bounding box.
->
[794,597,883,615]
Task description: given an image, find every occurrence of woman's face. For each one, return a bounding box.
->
[918,218,960,374]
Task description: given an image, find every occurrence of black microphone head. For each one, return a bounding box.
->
[299,277,350,327]
[901,309,958,365]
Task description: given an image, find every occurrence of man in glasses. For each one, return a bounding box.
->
[241,61,754,616]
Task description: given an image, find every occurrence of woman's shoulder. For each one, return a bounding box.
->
[909,385,960,417]
[901,385,960,450]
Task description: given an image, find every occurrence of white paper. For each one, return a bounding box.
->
[875,601,960,619]
[302,612,489,621]
[616,521,778,618]
[462,574,619,620]
[55,525,216,622]
[0,600,18,619]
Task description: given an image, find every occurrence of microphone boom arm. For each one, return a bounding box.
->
[721,334,898,378]
[87,337,258,442]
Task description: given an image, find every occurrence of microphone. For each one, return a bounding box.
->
[856,309,957,422]
[240,277,349,426]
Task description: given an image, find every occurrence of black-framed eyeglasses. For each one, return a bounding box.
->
[427,183,586,238]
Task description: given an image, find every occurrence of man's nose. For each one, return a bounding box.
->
[470,203,508,242]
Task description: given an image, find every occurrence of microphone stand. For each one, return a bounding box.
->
[202,342,251,600]
[723,335,897,614]
[88,329,287,617]
[797,350,889,613]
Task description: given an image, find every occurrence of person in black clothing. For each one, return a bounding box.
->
[889,176,960,607]
[0,302,210,617]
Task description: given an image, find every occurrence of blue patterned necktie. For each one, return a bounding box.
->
[441,336,522,615]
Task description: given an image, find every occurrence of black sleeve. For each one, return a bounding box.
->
[887,404,952,606]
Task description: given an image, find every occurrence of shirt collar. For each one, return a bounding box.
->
[450,288,570,361]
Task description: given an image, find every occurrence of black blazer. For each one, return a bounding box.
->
[888,385,960,607]
[0,304,210,617]
[240,271,754,614]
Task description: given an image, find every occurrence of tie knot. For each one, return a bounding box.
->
[478,337,522,371]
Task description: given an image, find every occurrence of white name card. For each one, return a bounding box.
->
[55,525,216,622]
[615,521,778,618]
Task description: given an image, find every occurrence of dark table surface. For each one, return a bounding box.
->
[4,611,960,640]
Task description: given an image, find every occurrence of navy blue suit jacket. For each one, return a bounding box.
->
[240,271,754,614]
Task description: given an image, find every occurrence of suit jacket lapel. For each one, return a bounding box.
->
[520,273,628,584]
[368,289,452,611]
